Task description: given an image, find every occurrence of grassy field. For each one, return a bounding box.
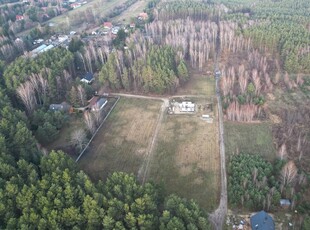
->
[112,0,147,24]
[224,122,276,161]
[78,97,161,181]
[148,111,220,212]
[176,68,215,97]
[49,0,127,30]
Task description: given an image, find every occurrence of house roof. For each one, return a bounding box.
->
[280,199,291,206]
[103,22,113,28]
[49,102,71,112]
[250,211,275,230]
[92,98,107,111]
[83,72,94,81]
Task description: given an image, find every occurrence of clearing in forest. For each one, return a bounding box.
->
[224,122,276,161]
[176,68,215,97]
[148,108,220,212]
[78,97,162,181]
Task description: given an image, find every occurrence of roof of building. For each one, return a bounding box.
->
[250,211,275,230]
[103,22,113,28]
[92,97,107,111]
[280,199,291,206]
[49,102,71,112]
[82,72,94,82]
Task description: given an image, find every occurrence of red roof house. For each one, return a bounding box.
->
[103,22,113,29]
[16,15,24,21]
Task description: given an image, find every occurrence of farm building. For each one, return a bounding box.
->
[179,101,195,112]
[250,211,275,230]
[92,98,107,111]
[103,22,113,29]
[49,102,71,112]
[80,72,94,84]
[280,199,291,208]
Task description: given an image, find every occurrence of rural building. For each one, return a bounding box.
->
[31,44,54,57]
[280,199,291,208]
[70,3,81,9]
[49,102,71,112]
[92,98,107,111]
[112,26,120,35]
[138,12,148,21]
[103,22,113,29]
[80,72,94,84]
[250,211,275,230]
[179,101,195,112]
[16,15,24,21]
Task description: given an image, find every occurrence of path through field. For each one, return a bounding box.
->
[111,93,168,184]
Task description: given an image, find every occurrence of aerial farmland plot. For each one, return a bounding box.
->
[148,104,221,212]
[78,97,162,181]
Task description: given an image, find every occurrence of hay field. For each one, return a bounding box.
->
[112,0,147,24]
[78,97,162,181]
[148,110,220,212]
[224,122,276,161]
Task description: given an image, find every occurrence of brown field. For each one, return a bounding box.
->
[148,107,220,212]
[112,0,148,24]
[78,97,162,181]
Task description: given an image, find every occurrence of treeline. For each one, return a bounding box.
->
[99,44,188,94]
[156,0,216,21]
[0,150,211,229]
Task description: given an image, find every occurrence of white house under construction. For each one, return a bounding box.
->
[179,101,195,112]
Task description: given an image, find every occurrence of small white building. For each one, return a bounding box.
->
[179,101,195,112]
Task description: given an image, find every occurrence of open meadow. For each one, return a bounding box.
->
[49,0,127,31]
[148,109,220,212]
[78,97,162,181]
[224,122,276,161]
[112,0,147,24]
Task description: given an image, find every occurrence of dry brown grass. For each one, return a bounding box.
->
[149,108,220,212]
[78,97,161,181]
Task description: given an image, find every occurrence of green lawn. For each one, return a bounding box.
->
[224,121,276,161]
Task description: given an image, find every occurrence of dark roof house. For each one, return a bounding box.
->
[250,211,275,230]
[92,98,107,111]
[49,102,71,112]
[80,72,94,84]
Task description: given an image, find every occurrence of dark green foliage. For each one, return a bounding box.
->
[228,154,281,211]
[112,29,127,49]
[99,45,188,94]
[68,38,84,53]
[302,216,310,230]
[159,195,211,230]
[3,48,74,100]
[0,151,211,229]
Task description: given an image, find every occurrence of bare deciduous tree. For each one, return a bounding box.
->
[77,85,86,106]
[71,128,87,151]
[16,81,37,114]
[280,160,297,187]
[84,112,95,134]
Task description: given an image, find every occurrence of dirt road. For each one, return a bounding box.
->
[209,77,227,230]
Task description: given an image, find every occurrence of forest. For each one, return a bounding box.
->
[0,0,310,228]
